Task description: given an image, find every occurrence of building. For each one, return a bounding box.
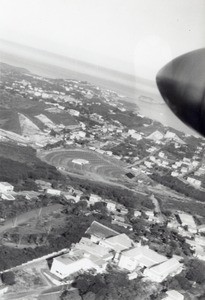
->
[0,182,14,193]
[118,246,167,271]
[72,159,89,165]
[50,248,108,279]
[163,290,184,300]
[99,234,133,254]
[46,189,61,196]
[171,171,179,177]
[76,238,112,259]
[89,194,102,205]
[134,210,142,218]
[1,193,15,201]
[187,177,201,188]
[143,257,183,282]
[178,213,197,232]
[85,221,119,243]
[105,200,116,212]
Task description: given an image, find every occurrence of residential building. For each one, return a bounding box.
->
[143,257,183,282]
[0,182,14,193]
[0,193,15,201]
[118,246,167,271]
[50,248,108,279]
[46,189,61,196]
[187,177,201,188]
[89,194,102,205]
[99,233,133,253]
[86,221,119,243]
[105,200,116,212]
[178,213,197,232]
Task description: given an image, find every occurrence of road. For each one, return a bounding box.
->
[150,194,165,223]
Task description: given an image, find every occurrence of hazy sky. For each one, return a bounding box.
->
[0,0,204,80]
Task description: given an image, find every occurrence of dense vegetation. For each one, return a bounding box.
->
[72,270,160,300]
[150,173,205,202]
[0,142,64,187]
[68,176,154,210]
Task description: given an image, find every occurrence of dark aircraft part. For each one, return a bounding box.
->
[156,48,205,136]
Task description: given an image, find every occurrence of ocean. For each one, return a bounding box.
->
[0,45,198,136]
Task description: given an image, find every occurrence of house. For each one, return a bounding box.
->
[118,246,167,271]
[46,189,61,196]
[187,177,201,188]
[105,200,116,212]
[0,182,14,193]
[68,109,80,117]
[171,171,179,177]
[76,238,112,259]
[159,151,165,158]
[1,193,15,201]
[89,194,102,205]
[178,213,197,232]
[35,180,52,190]
[50,248,108,279]
[85,221,119,243]
[163,290,184,300]
[134,210,142,218]
[143,257,183,282]
[99,233,133,254]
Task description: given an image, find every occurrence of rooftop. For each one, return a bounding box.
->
[147,257,181,276]
[86,221,119,239]
[101,233,133,252]
[121,246,167,268]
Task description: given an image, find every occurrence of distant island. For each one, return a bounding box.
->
[138,95,164,105]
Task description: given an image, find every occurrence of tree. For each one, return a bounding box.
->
[186,259,205,284]
[1,271,15,285]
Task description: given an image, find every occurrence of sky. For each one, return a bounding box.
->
[0,0,205,81]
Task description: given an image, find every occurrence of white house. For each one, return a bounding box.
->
[143,257,183,282]
[187,177,201,188]
[99,233,133,253]
[134,210,142,218]
[178,213,197,232]
[89,194,102,205]
[46,189,61,196]
[105,201,116,212]
[50,249,107,279]
[0,182,14,193]
[118,246,167,271]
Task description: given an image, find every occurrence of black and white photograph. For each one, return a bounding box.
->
[0,1,205,299]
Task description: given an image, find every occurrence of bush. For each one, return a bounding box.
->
[1,271,15,285]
